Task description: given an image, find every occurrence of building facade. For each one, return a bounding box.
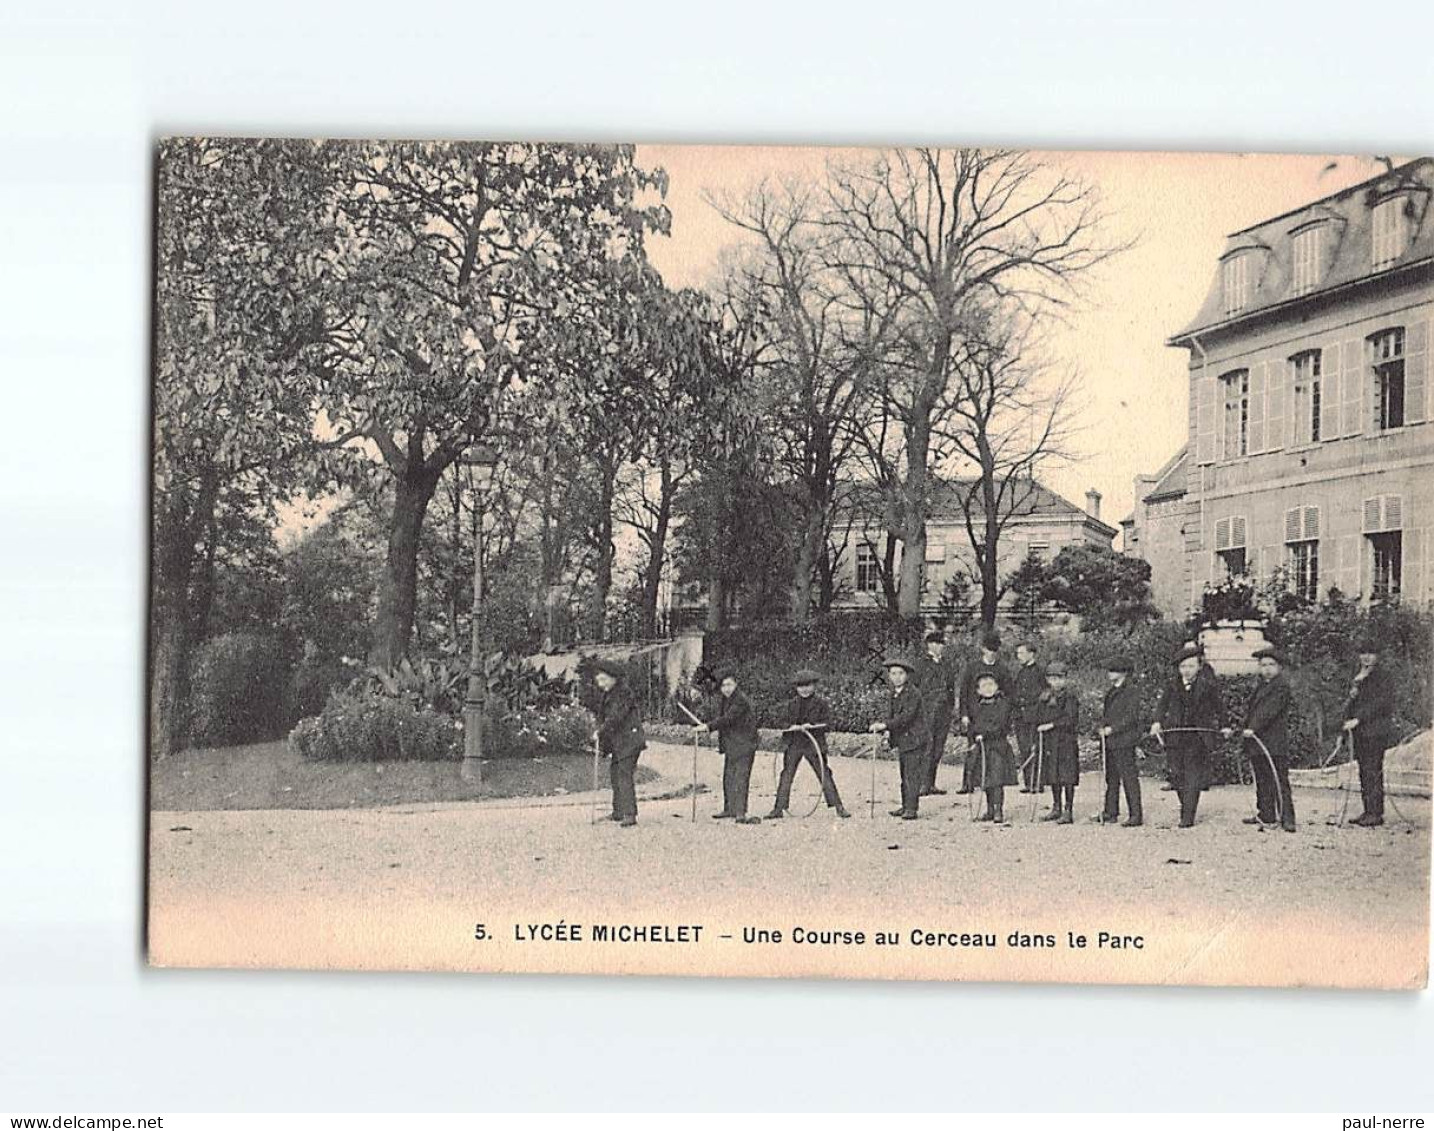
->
[1167,159,1433,612]
[1121,446,1189,617]
[836,477,1116,615]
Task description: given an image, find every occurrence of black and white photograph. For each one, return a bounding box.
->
[146,141,1432,989]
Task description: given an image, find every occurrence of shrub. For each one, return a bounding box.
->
[487,703,594,759]
[188,631,292,746]
[289,686,461,762]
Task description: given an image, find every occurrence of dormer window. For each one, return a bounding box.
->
[1291,225,1324,295]
[1222,253,1251,316]
[1372,196,1412,270]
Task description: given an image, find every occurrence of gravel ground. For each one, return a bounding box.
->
[149,740,1431,990]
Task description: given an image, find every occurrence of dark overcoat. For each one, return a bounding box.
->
[1245,673,1291,760]
[709,689,759,758]
[1037,687,1080,787]
[969,693,1018,787]
[884,683,930,755]
[596,681,646,761]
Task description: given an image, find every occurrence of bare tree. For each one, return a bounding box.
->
[938,321,1082,626]
[821,147,1117,620]
[708,180,886,620]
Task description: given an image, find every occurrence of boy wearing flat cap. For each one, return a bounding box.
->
[1342,636,1397,827]
[1036,660,1080,823]
[968,671,1017,822]
[958,632,1010,794]
[1098,655,1144,826]
[692,667,762,825]
[593,658,646,827]
[1152,642,1224,828]
[869,656,930,819]
[1011,640,1050,794]
[769,669,850,819]
[914,629,957,796]
[1241,646,1296,832]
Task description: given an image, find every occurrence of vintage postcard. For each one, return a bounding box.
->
[148,141,1432,988]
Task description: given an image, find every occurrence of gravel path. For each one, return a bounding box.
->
[149,741,1431,989]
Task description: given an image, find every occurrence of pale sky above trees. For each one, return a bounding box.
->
[638,146,1392,525]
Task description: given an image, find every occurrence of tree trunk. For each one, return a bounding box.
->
[588,456,618,643]
[897,419,930,620]
[978,440,1002,628]
[370,465,442,668]
[705,573,726,632]
[148,472,216,758]
[640,463,673,639]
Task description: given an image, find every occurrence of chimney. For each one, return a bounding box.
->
[1085,489,1102,521]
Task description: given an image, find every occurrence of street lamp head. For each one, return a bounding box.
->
[462,444,499,485]
[462,444,499,469]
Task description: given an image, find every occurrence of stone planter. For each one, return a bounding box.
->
[1198,620,1268,676]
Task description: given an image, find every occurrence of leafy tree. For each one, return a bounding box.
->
[150,137,333,755]
[1039,544,1156,631]
[1005,551,1050,630]
[313,141,668,665]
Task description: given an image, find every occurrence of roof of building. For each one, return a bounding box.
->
[1141,446,1188,504]
[840,475,1116,537]
[1169,158,1434,346]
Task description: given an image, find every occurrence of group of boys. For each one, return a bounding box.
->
[590,630,1399,833]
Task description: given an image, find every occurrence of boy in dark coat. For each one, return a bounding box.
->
[693,668,761,825]
[1151,643,1224,827]
[914,630,957,796]
[1036,659,1080,823]
[869,656,929,820]
[593,659,646,827]
[957,632,1010,793]
[1099,655,1144,826]
[1011,640,1049,793]
[768,669,851,819]
[1241,646,1296,832]
[969,672,1017,822]
[1343,638,1397,827]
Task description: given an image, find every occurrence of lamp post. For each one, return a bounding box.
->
[460,444,499,783]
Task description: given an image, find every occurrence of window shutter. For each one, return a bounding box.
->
[1284,507,1302,543]
[1365,494,1405,533]
[1363,496,1383,533]
[1232,515,1248,548]
[1406,319,1428,425]
[1320,341,1342,440]
[1195,373,1217,465]
[1247,363,1267,452]
[1214,516,1232,551]
[1265,354,1287,450]
[1341,335,1364,436]
[1302,505,1320,541]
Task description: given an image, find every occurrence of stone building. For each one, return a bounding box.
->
[1166,158,1433,611]
[834,477,1116,615]
[1120,446,1189,617]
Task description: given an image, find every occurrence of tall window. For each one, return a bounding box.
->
[1214,515,1248,578]
[1370,327,1406,430]
[1222,254,1251,316]
[855,542,881,593]
[1285,505,1320,604]
[1221,369,1250,459]
[1292,226,1323,295]
[1372,197,1411,270]
[1290,350,1322,443]
[1370,533,1403,601]
[1287,541,1320,604]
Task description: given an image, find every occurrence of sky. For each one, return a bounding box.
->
[635,145,1392,526]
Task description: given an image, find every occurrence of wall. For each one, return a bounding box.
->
[1179,273,1433,609]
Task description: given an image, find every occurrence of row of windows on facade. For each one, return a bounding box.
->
[852,539,1053,593]
[1212,496,1405,604]
[1218,326,1412,460]
[1221,197,1416,317]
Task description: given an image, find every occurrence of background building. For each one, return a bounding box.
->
[1167,158,1433,612]
[835,477,1116,616]
[1121,446,1189,617]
